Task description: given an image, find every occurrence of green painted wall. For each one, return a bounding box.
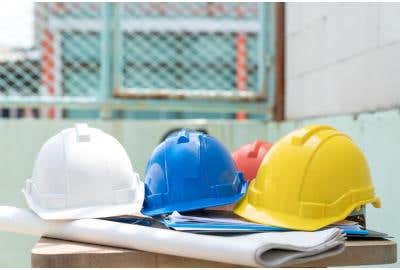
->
[0,108,398,266]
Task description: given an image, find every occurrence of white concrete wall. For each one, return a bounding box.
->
[285,3,400,119]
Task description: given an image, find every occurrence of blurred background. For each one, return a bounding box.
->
[0,2,399,267]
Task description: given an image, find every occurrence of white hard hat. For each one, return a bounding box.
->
[22,123,144,220]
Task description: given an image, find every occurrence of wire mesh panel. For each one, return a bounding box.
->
[0,3,104,117]
[0,51,39,97]
[119,3,262,94]
[39,3,102,97]
[0,2,273,119]
[0,2,41,117]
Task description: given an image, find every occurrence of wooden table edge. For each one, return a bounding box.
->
[31,237,397,268]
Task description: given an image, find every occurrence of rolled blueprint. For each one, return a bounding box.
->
[0,206,345,267]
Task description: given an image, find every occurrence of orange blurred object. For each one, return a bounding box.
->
[232,140,273,181]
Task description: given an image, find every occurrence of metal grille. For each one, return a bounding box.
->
[0,3,274,119]
[119,3,261,93]
[0,3,103,117]
[39,3,102,98]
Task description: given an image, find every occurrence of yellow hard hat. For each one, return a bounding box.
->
[234,125,381,231]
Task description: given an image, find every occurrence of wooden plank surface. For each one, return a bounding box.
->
[31,237,397,268]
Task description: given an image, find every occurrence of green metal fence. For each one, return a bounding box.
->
[0,3,276,119]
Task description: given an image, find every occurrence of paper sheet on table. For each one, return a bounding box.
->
[168,211,257,225]
[164,211,367,235]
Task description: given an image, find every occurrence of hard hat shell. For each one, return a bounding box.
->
[142,129,247,216]
[232,140,273,182]
[23,123,144,220]
[234,125,381,231]
[160,127,209,143]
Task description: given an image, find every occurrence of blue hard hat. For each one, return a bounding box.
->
[142,129,247,216]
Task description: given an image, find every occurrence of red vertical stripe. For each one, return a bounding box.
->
[235,33,247,120]
[41,29,56,119]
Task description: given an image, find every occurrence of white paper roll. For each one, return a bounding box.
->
[0,206,345,267]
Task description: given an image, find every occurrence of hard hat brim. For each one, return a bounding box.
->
[234,193,381,231]
[142,190,246,217]
[22,188,145,220]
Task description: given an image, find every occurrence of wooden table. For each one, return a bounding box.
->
[31,237,397,267]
